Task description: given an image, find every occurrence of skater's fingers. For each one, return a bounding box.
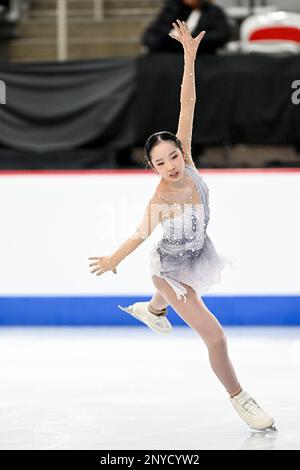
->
[175,19,184,31]
[172,21,182,37]
[196,30,206,42]
[90,262,100,270]
[169,32,180,42]
[89,262,104,269]
[182,20,189,32]
[176,19,189,37]
[176,19,185,31]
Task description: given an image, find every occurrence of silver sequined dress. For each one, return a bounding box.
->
[149,164,232,302]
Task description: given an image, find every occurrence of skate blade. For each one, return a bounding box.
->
[265,423,278,432]
[250,423,278,432]
[117,304,138,319]
[117,304,131,314]
[117,304,171,335]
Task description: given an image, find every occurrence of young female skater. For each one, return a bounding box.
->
[88,19,276,432]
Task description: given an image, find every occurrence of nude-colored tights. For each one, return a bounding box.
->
[150,281,242,397]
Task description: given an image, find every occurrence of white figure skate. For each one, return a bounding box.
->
[118,301,172,335]
[230,389,277,431]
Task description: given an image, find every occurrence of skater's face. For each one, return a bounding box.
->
[150,141,185,181]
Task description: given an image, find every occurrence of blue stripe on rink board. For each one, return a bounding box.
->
[0,296,299,326]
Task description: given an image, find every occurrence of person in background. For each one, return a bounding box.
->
[141,1,232,163]
[0,0,8,16]
[0,0,31,22]
[142,0,232,55]
[0,0,27,60]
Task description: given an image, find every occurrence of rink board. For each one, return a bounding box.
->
[0,168,299,325]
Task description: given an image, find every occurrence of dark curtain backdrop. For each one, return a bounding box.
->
[135,53,300,146]
[0,57,136,153]
[0,53,300,168]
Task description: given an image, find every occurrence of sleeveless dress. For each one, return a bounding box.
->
[149,164,233,302]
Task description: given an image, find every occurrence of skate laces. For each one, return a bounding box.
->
[132,304,168,327]
[238,396,263,417]
[153,316,168,327]
[148,311,168,327]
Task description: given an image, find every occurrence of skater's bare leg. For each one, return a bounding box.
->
[149,290,169,313]
[151,275,242,396]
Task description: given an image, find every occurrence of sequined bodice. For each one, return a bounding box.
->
[156,165,210,260]
[159,202,206,257]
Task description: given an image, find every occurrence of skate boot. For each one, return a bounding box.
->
[118,301,172,335]
[230,389,277,431]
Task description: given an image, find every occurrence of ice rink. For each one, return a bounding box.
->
[0,325,299,450]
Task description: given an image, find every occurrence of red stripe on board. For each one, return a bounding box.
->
[250,26,300,43]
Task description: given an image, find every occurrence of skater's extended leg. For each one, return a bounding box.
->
[151,275,241,396]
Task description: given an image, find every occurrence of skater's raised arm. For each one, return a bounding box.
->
[88,194,163,277]
[176,52,197,169]
[169,20,206,170]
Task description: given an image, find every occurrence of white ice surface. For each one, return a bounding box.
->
[0,326,299,450]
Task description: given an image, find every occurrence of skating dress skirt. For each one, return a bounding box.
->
[149,164,233,302]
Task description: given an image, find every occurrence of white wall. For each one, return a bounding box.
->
[0,169,299,297]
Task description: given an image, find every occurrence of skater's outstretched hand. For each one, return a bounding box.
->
[169,19,206,60]
[88,256,118,276]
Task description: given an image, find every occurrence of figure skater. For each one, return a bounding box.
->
[88,19,276,432]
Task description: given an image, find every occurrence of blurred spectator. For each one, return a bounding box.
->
[0,0,8,15]
[142,0,232,55]
[0,0,31,22]
[0,1,30,60]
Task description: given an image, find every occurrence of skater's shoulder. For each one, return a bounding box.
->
[150,180,165,203]
[141,181,163,211]
[145,183,169,224]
